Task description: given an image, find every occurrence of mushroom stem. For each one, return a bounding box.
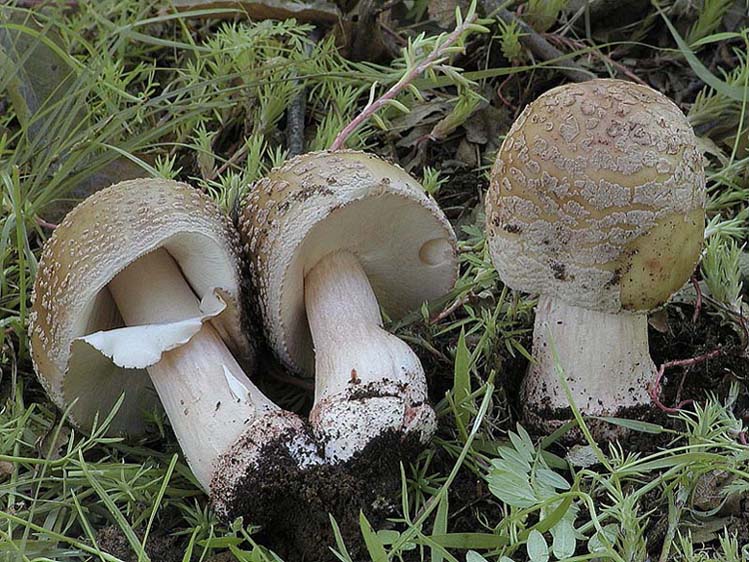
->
[304,250,435,463]
[522,294,655,422]
[108,248,277,489]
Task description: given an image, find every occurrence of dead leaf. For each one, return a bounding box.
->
[648,309,670,334]
[428,0,469,28]
[682,515,733,544]
[392,100,452,133]
[455,138,478,167]
[393,100,452,148]
[331,0,396,63]
[35,425,70,461]
[348,0,389,62]
[464,104,508,149]
[692,469,740,514]
[0,461,13,480]
[173,0,341,24]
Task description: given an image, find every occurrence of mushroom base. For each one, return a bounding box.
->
[212,425,424,562]
[522,402,668,444]
[521,295,656,440]
[210,410,323,519]
[311,379,436,463]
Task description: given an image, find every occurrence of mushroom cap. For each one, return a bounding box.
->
[486,79,706,313]
[30,178,252,435]
[238,150,458,375]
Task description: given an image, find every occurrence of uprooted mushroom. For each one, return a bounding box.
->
[29,178,322,518]
[239,150,458,464]
[485,79,706,436]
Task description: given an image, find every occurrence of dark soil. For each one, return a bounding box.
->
[87,300,749,561]
[641,305,749,555]
[649,304,748,417]
[95,525,182,562]
[523,400,674,447]
[487,300,749,557]
[213,428,423,562]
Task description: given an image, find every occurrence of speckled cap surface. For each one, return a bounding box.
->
[486,79,706,313]
[238,150,458,375]
[30,179,252,435]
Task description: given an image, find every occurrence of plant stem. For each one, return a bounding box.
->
[329,12,478,151]
[648,347,724,413]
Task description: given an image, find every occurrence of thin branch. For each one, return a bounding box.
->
[648,347,724,413]
[483,3,592,82]
[285,87,307,157]
[547,34,648,85]
[329,11,479,151]
[430,292,471,324]
[286,29,320,156]
[207,143,246,182]
[691,275,702,323]
[496,75,517,110]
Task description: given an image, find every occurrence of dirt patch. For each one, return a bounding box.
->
[214,429,423,562]
[95,525,182,562]
[649,305,748,415]
[522,401,674,447]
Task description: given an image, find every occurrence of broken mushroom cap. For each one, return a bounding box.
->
[487,78,705,313]
[29,178,252,435]
[486,79,706,431]
[239,150,459,376]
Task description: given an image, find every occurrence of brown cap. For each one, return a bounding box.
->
[486,79,705,313]
[238,150,458,374]
[30,179,252,435]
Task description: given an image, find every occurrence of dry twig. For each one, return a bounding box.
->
[482,2,592,82]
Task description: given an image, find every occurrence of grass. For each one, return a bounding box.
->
[1,0,749,561]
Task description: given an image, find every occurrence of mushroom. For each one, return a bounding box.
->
[485,79,706,433]
[238,150,458,463]
[29,178,321,518]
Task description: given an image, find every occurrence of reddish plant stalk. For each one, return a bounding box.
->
[648,347,724,413]
[329,13,477,151]
[35,216,58,230]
